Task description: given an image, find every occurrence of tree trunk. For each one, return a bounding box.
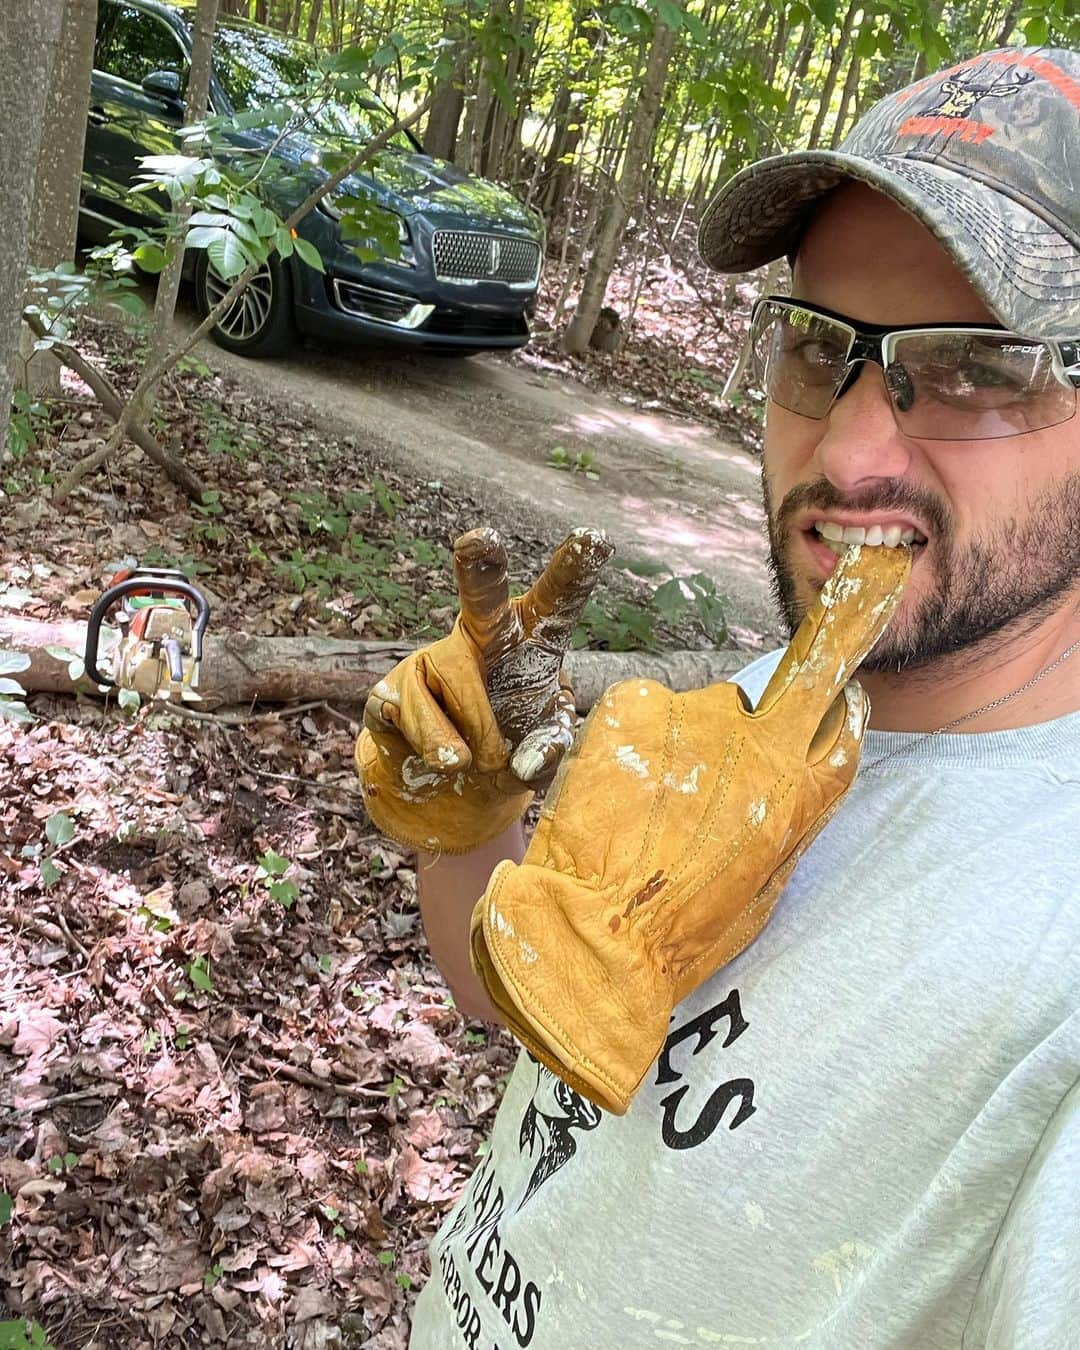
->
[145,0,219,419]
[21,0,99,399]
[807,1,859,150]
[830,49,861,148]
[305,0,324,44]
[0,615,758,712]
[0,0,64,456]
[993,0,1023,45]
[561,19,677,355]
[423,3,468,163]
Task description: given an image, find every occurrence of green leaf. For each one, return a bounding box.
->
[0,678,26,696]
[133,243,167,273]
[652,578,689,623]
[187,210,235,229]
[43,646,80,665]
[188,960,214,993]
[0,1192,12,1225]
[0,699,35,725]
[377,1250,395,1265]
[257,848,290,876]
[1023,15,1049,43]
[183,224,226,252]
[45,813,75,847]
[117,687,141,713]
[0,649,31,675]
[292,235,325,272]
[207,229,252,280]
[40,858,62,889]
[268,879,298,909]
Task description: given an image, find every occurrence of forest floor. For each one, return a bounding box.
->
[0,233,784,1349]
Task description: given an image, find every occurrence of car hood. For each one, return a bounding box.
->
[270,126,539,231]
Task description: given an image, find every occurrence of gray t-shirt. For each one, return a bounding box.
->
[409,648,1080,1349]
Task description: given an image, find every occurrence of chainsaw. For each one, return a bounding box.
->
[84,566,210,702]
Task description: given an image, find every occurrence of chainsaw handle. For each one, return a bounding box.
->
[84,576,211,689]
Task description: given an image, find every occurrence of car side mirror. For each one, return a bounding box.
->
[142,69,184,105]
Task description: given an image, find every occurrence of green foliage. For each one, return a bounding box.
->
[256,849,299,909]
[572,569,728,652]
[0,648,33,726]
[0,1320,57,1350]
[547,446,599,480]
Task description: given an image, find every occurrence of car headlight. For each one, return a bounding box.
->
[319,194,415,267]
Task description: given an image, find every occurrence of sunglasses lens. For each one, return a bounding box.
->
[889,333,1076,439]
[751,302,851,418]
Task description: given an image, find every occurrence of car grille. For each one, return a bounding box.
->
[425,308,529,339]
[432,232,541,286]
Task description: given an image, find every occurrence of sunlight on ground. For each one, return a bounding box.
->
[618,497,770,581]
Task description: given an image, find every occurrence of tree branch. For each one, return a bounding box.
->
[22,310,206,501]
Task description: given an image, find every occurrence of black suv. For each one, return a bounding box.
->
[82,0,545,356]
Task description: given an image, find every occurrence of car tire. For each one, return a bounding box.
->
[195,250,294,358]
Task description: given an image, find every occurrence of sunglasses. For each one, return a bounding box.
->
[723,296,1080,441]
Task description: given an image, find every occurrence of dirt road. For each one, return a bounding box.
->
[181,312,786,649]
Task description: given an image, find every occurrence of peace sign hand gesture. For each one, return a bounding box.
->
[355,525,613,856]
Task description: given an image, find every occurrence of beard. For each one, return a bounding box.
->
[761,466,1080,675]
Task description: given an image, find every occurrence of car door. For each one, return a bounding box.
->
[84,1,189,232]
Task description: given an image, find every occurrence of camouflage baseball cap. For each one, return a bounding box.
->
[698,47,1080,341]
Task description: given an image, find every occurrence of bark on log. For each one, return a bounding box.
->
[0,616,766,712]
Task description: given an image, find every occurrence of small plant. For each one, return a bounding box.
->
[255,849,299,909]
[24,811,78,890]
[0,1192,13,1226]
[0,1319,57,1350]
[0,648,33,726]
[353,1159,368,1176]
[203,1262,224,1290]
[193,489,228,543]
[4,390,48,468]
[321,1204,346,1238]
[377,1250,395,1266]
[463,1029,486,1046]
[175,1025,192,1051]
[547,446,599,480]
[45,1152,78,1175]
[186,954,214,996]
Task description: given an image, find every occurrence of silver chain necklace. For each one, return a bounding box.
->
[862,633,1080,772]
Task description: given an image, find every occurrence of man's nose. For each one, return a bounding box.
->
[813,362,915,490]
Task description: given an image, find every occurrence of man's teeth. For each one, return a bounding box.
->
[813,520,926,555]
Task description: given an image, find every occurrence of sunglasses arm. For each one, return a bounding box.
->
[722,333,753,405]
[1055,348,1080,388]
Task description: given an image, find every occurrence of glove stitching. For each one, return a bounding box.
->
[626,688,684,891]
[651,728,741,904]
[642,772,796,971]
[673,782,842,988]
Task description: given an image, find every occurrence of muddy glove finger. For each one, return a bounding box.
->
[363,674,473,773]
[507,683,579,788]
[518,527,614,652]
[453,527,524,669]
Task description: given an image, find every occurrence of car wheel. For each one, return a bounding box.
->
[195,250,294,358]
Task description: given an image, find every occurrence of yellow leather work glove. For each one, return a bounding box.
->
[469,541,912,1115]
[355,526,614,855]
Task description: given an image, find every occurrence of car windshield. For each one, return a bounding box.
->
[212,23,414,150]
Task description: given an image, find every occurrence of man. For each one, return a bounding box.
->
[373,46,1079,1348]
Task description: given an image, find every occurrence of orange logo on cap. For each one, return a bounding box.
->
[898,114,996,143]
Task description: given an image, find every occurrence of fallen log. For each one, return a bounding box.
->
[0,616,766,712]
